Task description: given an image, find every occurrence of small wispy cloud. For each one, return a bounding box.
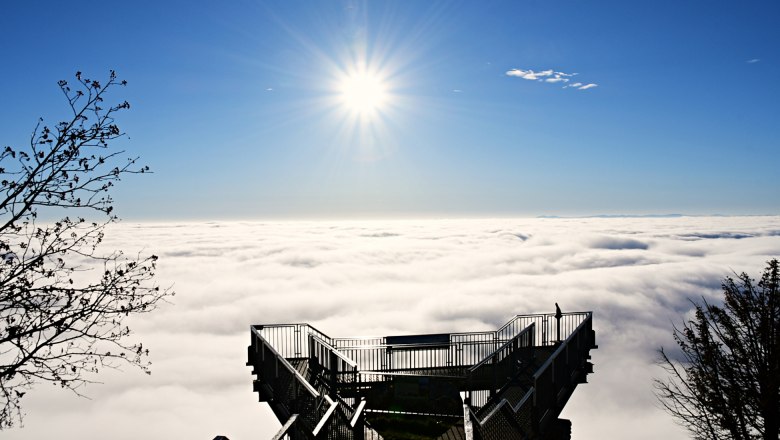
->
[506,67,597,91]
[747,58,761,64]
[506,68,555,80]
[265,87,274,91]
[453,89,463,93]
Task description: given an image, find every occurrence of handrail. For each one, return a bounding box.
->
[329,313,582,348]
[252,326,356,439]
[450,330,495,337]
[255,313,589,362]
[468,323,535,373]
[251,327,320,398]
[470,386,535,426]
[532,312,591,381]
[350,400,367,428]
[255,312,589,352]
[358,370,466,379]
[476,387,534,423]
[311,335,358,368]
[271,414,299,440]
[469,312,593,436]
[496,313,545,334]
[312,397,338,437]
[333,340,503,350]
[254,322,333,340]
[254,312,591,384]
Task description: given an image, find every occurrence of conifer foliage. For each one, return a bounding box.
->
[656,259,779,440]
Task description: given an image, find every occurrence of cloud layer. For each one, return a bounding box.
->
[506,68,598,90]
[5,216,780,440]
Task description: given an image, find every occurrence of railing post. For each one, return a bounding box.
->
[354,411,365,440]
[329,350,338,398]
[491,353,497,398]
[352,368,358,401]
[386,346,391,371]
[461,392,474,440]
[294,324,301,357]
[351,399,367,440]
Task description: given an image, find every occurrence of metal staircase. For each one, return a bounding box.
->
[247,311,597,439]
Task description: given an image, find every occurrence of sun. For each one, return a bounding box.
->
[329,65,399,159]
[339,71,388,115]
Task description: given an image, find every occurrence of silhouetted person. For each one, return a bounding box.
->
[555,303,563,342]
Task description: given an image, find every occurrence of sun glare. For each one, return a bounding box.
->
[339,72,388,115]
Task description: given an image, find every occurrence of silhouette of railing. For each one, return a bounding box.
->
[249,311,595,440]
[257,312,587,372]
[466,323,536,398]
[467,312,596,439]
[531,312,595,431]
[247,326,348,439]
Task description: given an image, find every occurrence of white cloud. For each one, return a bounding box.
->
[5,216,780,440]
[747,58,761,63]
[508,67,596,91]
[506,68,555,80]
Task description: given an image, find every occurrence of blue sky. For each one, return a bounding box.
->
[1,0,778,219]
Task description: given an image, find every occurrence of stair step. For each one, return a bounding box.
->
[435,420,466,440]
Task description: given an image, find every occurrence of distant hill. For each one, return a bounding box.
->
[537,214,685,219]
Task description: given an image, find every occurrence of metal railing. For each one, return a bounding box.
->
[248,327,341,438]
[310,335,359,393]
[251,311,594,440]
[469,387,535,439]
[531,312,594,431]
[254,312,589,375]
[255,323,332,359]
[467,323,536,393]
[271,414,299,440]
[467,311,595,439]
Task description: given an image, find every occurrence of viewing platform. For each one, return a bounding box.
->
[247,310,597,439]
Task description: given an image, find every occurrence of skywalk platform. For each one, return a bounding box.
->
[247,310,597,439]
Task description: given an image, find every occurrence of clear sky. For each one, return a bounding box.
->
[1,1,778,219]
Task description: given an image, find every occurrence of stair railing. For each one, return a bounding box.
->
[249,327,342,438]
[466,312,594,439]
[468,386,535,439]
[531,311,594,432]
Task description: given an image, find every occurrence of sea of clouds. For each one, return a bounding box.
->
[5,216,780,440]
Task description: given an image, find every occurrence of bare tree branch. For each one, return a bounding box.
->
[0,71,172,429]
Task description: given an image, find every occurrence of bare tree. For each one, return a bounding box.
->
[0,71,173,428]
[655,259,779,440]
